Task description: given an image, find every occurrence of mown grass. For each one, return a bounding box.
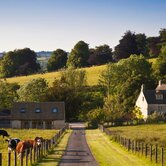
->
[108,124,166,147]
[4,65,106,86]
[86,129,158,166]
[0,128,58,166]
[36,130,71,166]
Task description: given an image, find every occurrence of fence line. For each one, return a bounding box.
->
[0,124,68,166]
[98,124,165,166]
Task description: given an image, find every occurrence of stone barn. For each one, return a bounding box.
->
[11,102,65,129]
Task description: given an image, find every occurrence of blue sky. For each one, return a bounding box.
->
[0,0,166,52]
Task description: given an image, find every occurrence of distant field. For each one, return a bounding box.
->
[4,65,106,86]
[108,124,166,147]
[0,129,58,165]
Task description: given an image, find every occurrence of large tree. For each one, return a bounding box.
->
[100,55,154,114]
[67,41,89,68]
[47,49,67,71]
[17,78,48,102]
[0,81,19,109]
[113,31,139,61]
[0,48,40,78]
[88,44,113,66]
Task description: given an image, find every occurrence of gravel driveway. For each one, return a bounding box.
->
[59,123,98,166]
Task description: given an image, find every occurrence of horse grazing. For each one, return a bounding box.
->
[0,130,10,138]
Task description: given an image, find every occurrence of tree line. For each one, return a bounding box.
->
[0,28,165,78]
[0,45,165,123]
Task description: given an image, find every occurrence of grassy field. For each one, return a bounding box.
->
[108,124,166,147]
[0,128,58,166]
[86,129,158,166]
[4,65,106,86]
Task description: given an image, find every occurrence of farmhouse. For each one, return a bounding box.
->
[136,81,166,118]
[10,102,65,129]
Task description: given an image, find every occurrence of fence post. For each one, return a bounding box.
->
[161,148,164,166]
[150,144,153,161]
[155,144,158,163]
[14,151,17,166]
[8,152,11,166]
[25,149,28,166]
[141,143,144,155]
[0,153,2,166]
[20,153,23,166]
[145,144,148,157]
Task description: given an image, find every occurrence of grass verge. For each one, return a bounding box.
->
[35,130,71,166]
[86,129,159,166]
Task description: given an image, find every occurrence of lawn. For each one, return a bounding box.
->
[86,129,158,166]
[108,124,166,147]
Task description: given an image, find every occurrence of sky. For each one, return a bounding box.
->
[0,0,166,52]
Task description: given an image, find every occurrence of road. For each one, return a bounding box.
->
[59,123,98,166]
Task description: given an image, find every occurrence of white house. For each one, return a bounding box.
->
[136,81,166,118]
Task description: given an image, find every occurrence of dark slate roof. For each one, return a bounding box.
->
[0,109,11,116]
[144,90,166,104]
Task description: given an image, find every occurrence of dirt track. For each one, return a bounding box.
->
[59,123,98,166]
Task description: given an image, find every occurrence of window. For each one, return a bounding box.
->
[156,94,163,100]
[35,108,41,113]
[20,108,26,113]
[52,108,58,113]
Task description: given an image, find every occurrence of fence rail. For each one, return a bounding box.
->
[99,124,165,166]
[0,125,68,166]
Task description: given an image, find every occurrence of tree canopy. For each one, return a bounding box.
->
[47,49,67,71]
[0,48,40,78]
[17,78,48,102]
[67,41,89,68]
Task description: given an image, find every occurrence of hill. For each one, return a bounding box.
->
[5,65,107,86]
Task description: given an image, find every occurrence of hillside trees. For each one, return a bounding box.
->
[17,78,48,102]
[67,41,89,68]
[47,49,67,71]
[0,81,19,109]
[0,48,40,78]
[88,44,113,66]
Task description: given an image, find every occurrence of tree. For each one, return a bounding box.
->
[100,55,154,114]
[17,78,48,102]
[47,49,67,71]
[135,33,148,57]
[67,41,89,68]
[113,31,139,61]
[152,45,166,81]
[159,28,166,46]
[147,37,161,58]
[0,81,19,109]
[0,48,40,78]
[46,68,87,121]
[88,44,113,66]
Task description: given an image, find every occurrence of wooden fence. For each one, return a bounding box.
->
[99,125,165,166]
[0,125,68,166]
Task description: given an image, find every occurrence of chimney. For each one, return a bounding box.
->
[159,80,162,86]
[141,84,145,92]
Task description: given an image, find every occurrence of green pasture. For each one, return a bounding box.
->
[86,129,158,166]
[0,128,58,166]
[108,124,166,147]
[4,65,106,86]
